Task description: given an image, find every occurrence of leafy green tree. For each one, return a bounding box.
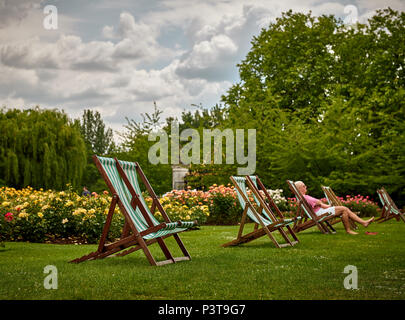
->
[118,102,172,195]
[0,107,87,190]
[79,109,116,155]
[76,109,117,193]
[220,8,405,206]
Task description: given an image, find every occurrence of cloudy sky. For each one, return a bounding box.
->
[1,0,404,140]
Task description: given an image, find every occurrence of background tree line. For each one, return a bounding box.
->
[0,8,403,206]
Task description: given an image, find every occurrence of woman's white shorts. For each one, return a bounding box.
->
[315,207,335,217]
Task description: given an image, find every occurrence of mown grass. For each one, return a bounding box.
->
[0,221,404,300]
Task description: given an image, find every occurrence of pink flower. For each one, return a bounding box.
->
[5,212,13,222]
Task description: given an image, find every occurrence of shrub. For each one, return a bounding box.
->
[340,195,381,217]
[147,188,210,224]
[0,186,124,243]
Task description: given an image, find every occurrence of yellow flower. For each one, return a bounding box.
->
[37,212,44,218]
[65,200,74,207]
[2,201,10,206]
[62,218,68,224]
[18,211,29,219]
[73,208,87,215]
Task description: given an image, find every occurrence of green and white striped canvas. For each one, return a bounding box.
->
[97,156,195,240]
[233,176,294,228]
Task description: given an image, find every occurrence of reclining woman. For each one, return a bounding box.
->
[294,181,374,235]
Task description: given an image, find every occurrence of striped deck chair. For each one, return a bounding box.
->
[246,175,300,245]
[222,176,299,248]
[322,186,357,229]
[286,180,336,234]
[70,156,197,266]
[376,187,405,224]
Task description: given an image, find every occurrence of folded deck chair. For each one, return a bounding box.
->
[70,156,197,266]
[222,176,298,248]
[322,186,357,229]
[286,180,336,234]
[376,187,405,224]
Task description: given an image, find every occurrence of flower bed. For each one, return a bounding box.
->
[0,186,124,243]
[1,185,381,243]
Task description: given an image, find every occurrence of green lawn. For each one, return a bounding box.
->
[0,221,404,300]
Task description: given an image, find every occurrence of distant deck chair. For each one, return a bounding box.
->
[376,187,405,223]
[322,186,357,229]
[286,180,336,234]
[222,176,299,248]
[70,156,197,266]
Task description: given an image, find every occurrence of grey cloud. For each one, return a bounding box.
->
[0,0,42,28]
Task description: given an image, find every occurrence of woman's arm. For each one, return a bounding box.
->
[316,199,331,209]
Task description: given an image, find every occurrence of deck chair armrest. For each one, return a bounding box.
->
[139,222,168,237]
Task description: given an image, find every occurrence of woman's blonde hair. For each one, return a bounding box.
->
[294,181,305,189]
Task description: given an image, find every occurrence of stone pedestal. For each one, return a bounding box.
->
[172,165,189,190]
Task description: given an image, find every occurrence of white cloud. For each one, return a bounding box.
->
[0,0,404,137]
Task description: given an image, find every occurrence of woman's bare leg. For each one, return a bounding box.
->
[339,211,358,234]
[334,206,374,229]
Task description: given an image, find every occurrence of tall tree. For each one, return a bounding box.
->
[0,107,87,190]
[79,109,116,155]
[220,8,405,205]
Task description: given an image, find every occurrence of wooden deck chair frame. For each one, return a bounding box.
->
[70,156,196,266]
[321,186,358,230]
[376,187,405,224]
[286,180,336,234]
[246,175,299,246]
[222,176,298,248]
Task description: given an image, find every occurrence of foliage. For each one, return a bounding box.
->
[118,102,172,195]
[76,109,117,194]
[0,107,87,190]
[220,8,405,206]
[78,109,116,155]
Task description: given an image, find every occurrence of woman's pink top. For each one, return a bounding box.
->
[304,195,321,213]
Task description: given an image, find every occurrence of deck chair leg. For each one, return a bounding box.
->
[173,234,192,259]
[277,228,294,246]
[134,235,158,266]
[121,220,131,239]
[325,221,336,233]
[97,195,118,253]
[236,206,249,240]
[156,237,175,262]
[286,225,299,243]
[261,226,281,248]
[317,221,330,234]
